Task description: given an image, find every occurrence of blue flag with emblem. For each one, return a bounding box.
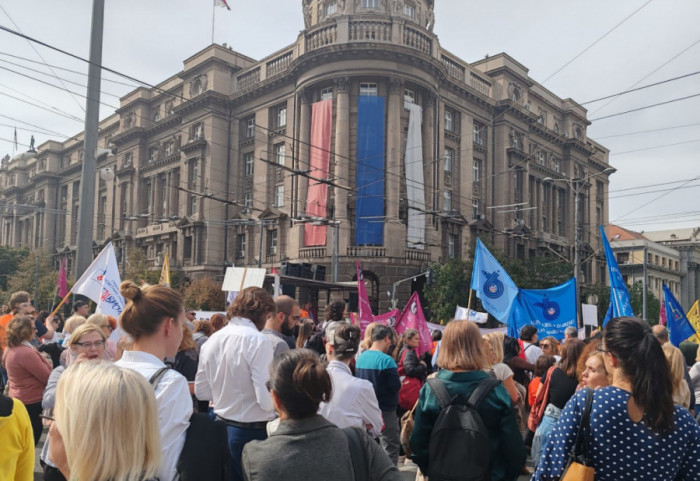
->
[470,239,518,322]
[517,278,577,340]
[663,284,695,347]
[600,225,634,326]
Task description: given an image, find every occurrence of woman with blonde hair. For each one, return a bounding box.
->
[483,332,519,404]
[410,321,526,480]
[360,322,379,353]
[663,343,691,410]
[87,313,117,359]
[2,315,52,445]
[115,281,191,481]
[41,323,110,480]
[48,361,161,481]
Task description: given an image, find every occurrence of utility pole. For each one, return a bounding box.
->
[642,245,648,321]
[573,185,580,326]
[75,0,105,280]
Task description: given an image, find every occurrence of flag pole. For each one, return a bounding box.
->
[211,0,215,44]
[50,289,72,318]
[49,283,59,312]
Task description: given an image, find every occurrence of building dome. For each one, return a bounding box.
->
[303,0,435,31]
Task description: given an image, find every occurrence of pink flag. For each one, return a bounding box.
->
[395,291,432,356]
[357,261,374,334]
[374,309,399,328]
[57,258,68,298]
[659,300,667,326]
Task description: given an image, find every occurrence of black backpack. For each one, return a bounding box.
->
[426,377,501,481]
[150,368,230,481]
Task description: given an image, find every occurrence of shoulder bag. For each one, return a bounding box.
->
[527,365,556,432]
[559,388,595,481]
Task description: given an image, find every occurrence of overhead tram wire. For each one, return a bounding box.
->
[589,93,700,121]
[541,0,653,84]
[0,113,71,138]
[612,176,699,223]
[580,70,700,104]
[608,138,700,156]
[594,123,700,140]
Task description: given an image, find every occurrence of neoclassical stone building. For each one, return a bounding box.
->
[0,0,612,311]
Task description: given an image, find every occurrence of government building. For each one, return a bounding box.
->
[0,0,613,312]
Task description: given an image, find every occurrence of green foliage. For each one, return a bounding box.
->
[0,246,29,291]
[123,248,160,286]
[424,258,471,324]
[182,277,226,311]
[628,281,661,325]
[2,250,67,312]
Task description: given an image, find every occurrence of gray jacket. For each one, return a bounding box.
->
[242,415,401,481]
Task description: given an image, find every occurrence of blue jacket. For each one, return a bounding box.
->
[355,350,401,412]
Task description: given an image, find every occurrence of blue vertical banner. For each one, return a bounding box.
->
[506,296,530,339]
[518,278,578,340]
[600,225,634,326]
[663,284,695,347]
[355,96,386,246]
[470,239,518,322]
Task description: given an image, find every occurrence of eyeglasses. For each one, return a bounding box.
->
[40,414,55,424]
[596,346,611,354]
[73,340,106,349]
[541,343,551,348]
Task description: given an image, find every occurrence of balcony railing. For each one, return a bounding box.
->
[299,247,326,259]
[348,246,386,257]
[266,50,294,78]
[406,249,430,262]
[403,26,432,55]
[237,67,260,91]
[349,20,392,42]
[306,23,337,50]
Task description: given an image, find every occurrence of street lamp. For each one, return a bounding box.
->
[543,166,616,325]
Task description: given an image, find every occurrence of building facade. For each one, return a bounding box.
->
[0,0,612,312]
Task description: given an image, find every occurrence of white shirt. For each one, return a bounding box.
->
[318,360,383,437]
[522,341,543,365]
[195,317,275,422]
[116,350,191,481]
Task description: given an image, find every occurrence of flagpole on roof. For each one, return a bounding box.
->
[211,0,215,44]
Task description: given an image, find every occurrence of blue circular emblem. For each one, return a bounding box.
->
[483,272,504,299]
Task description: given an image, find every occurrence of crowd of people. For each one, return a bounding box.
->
[2,284,700,481]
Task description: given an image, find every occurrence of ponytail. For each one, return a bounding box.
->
[269,349,332,419]
[604,317,674,433]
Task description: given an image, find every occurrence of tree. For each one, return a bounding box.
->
[0,246,29,291]
[2,249,66,312]
[424,258,471,324]
[628,281,661,325]
[123,248,161,286]
[182,277,226,311]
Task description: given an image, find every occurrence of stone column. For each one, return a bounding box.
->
[289,88,311,255]
[385,77,403,257]
[333,77,350,257]
[422,93,438,254]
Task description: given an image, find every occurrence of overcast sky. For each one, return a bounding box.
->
[0,0,698,233]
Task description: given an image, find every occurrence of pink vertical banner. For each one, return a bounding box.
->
[357,261,375,334]
[395,291,432,356]
[374,309,399,328]
[304,99,333,246]
[659,300,667,326]
[57,258,68,298]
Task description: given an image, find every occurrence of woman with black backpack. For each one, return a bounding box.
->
[409,320,526,481]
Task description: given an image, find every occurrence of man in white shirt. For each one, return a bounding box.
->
[520,324,543,365]
[262,295,300,357]
[195,287,277,481]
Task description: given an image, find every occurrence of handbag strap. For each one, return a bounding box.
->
[570,388,594,463]
[427,377,452,409]
[344,427,369,481]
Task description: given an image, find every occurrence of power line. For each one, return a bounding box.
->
[609,138,700,156]
[581,70,700,104]
[589,93,700,121]
[593,122,700,140]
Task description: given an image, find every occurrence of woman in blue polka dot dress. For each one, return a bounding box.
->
[533,317,700,480]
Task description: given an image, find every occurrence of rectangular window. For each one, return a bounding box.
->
[242,117,255,138]
[123,152,133,167]
[244,192,252,209]
[444,148,453,173]
[148,147,158,163]
[444,110,453,132]
[193,122,203,140]
[274,143,286,166]
[277,106,287,127]
[189,196,197,216]
[268,229,278,255]
[360,83,378,96]
[404,4,415,18]
[189,159,198,189]
[473,123,483,145]
[473,159,481,182]
[325,2,337,15]
[404,89,415,104]
[236,234,246,259]
[320,87,333,101]
[443,190,452,211]
[244,152,254,177]
[448,234,458,258]
[362,0,379,7]
[472,199,480,218]
[274,185,285,207]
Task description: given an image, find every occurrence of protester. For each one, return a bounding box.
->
[534,317,700,480]
[0,291,30,349]
[60,315,87,346]
[210,313,227,333]
[563,326,578,344]
[318,323,382,436]
[242,349,401,481]
[263,295,300,357]
[394,329,427,414]
[503,336,534,388]
[356,325,402,465]
[653,324,696,411]
[359,321,379,354]
[530,339,584,465]
[2,315,52,445]
[41,323,109,481]
[519,325,542,364]
[690,344,700,414]
[86,313,117,359]
[296,319,315,349]
[483,332,519,404]
[307,299,346,355]
[577,340,611,391]
[409,321,526,480]
[166,323,199,382]
[539,336,560,361]
[72,300,90,319]
[115,281,191,481]
[0,391,34,481]
[663,343,691,410]
[193,320,213,353]
[48,361,161,481]
[195,286,277,481]
[185,308,197,331]
[528,355,557,408]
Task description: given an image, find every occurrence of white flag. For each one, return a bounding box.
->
[215,0,231,10]
[454,305,489,324]
[72,242,125,320]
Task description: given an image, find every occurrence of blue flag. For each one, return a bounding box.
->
[600,225,634,326]
[663,284,695,347]
[506,295,530,339]
[471,239,518,322]
[517,278,577,340]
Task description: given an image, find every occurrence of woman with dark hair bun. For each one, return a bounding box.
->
[534,317,700,480]
[242,349,400,481]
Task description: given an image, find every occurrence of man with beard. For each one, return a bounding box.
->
[263,295,301,357]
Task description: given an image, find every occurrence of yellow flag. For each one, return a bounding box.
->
[159,253,171,287]
[685,300,700,343]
